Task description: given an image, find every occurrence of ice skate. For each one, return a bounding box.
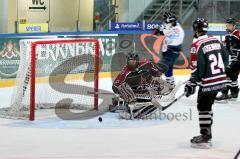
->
[229,89,239,101]
[191,134,212,149]
[215,94,229,103]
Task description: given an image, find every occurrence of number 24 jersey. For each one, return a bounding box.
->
[190,35,229,93]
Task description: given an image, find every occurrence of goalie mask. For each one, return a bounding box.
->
[127,52,140,70]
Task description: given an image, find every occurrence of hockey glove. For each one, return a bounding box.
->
[152,25,164,35]
[184,81,197,97]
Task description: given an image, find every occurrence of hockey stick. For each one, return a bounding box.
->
[161,92,186,111]
[87,91,114,95]
[234,149,240,159]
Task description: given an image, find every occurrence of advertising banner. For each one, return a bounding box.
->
[0,39,21,78]
[19,23,49,33]
[0,31,226,80]
[144,22,162,31]
[208,23,226,31]
[110,22,143,31]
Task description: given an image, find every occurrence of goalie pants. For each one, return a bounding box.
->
[224,61,240,94]
[159,49,180,84]
[197,92,217,136]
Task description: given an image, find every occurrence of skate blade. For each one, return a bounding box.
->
[191,142,212,149]
[215,99,228,103]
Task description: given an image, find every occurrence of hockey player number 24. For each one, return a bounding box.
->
[209,53,225,75]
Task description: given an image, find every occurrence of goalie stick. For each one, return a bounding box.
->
[87,91,114,95]
[160,92,186,111]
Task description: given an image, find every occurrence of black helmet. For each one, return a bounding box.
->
[226,18,236,25]
[126,52,139,70]
[163,11,177,24]
[192,18,208,33]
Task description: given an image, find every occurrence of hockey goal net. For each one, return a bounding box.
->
[0,38,100,120]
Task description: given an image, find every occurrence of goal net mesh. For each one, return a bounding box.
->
[0,38,99,120]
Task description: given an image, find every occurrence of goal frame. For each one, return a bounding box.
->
[29,39,100,121]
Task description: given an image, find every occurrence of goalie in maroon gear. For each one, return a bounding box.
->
[110,52,178,119]
[112,52,166,95]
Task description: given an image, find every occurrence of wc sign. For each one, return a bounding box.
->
[28,0,48,12]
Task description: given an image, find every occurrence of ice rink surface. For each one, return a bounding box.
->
[0,75,239,159]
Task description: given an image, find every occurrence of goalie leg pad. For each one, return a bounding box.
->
[119,102,159,120]
[109,97,128,113]
[133,105,158,119]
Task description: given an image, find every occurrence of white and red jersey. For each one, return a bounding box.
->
[162,23,185,52]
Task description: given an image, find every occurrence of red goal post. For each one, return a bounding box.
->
[29,39,100,120]
[0,38,101,121]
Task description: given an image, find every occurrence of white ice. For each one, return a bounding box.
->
[0,75,239,159]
